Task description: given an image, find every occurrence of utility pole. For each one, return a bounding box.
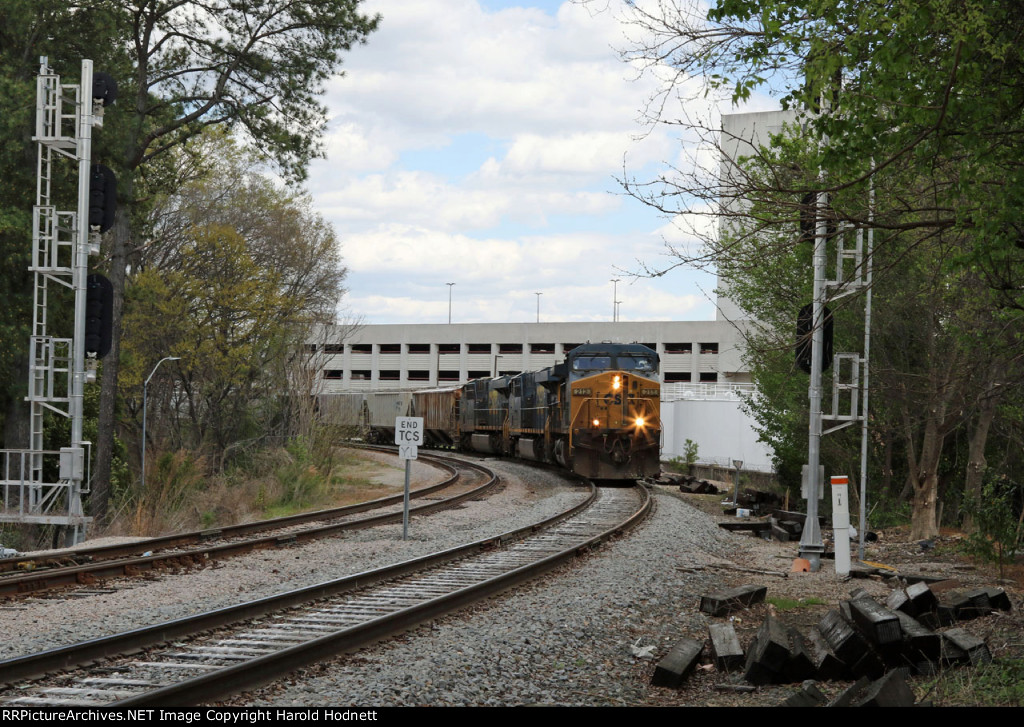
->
[446,282,455,324]
[611,279,620,321]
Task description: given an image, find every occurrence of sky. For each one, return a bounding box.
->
[306,0,775,326]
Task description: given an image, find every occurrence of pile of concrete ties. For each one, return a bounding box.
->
[650,580,1012,707]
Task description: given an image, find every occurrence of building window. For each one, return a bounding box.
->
[407,370,430,381]
[640,342,656,351]
[438,370,460,381]
[408,344,430,354]
[324,369,343,380]
[438,343,460,354]
[699,372,718,382]
[351,344,372,354]
[498,343,523,354]
[468,370,491,379]
[380,344,400,354]
[379,370,400,380]
[468,343,491,354]
[497,370,521,377]
[664,343,692,354]
[664,372,691,382]
[530,343,555,353]
[700,343,719,354]
[307,344,319,353]
[350,370,371,380]
[562,343,581,352]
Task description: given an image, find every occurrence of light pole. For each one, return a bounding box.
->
[535,292,542,323]
[142,356,180,495]
[446,282,455,324]
[610,279,620,322]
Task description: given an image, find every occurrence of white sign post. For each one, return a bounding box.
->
[395,417,424,540]
[831,475,851,577]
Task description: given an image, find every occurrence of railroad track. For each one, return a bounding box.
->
[0,482,650,706]
[0,448,494,599]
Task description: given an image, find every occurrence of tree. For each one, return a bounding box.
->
[89,0,379,520]
[615,0,1024,539]
[120,133,348,471]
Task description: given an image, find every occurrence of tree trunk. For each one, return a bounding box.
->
[911,472,940,540]
[910,417,944,540]
[963,393,998,532]
[91,203,130,523]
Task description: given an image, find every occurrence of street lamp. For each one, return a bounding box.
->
[535,292,542,323]
[142,356,180,495]
[446,282,455,324]
[611,279,620,322]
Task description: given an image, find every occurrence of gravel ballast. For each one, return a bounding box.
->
[1,454,890,706]
[227,477,739,707]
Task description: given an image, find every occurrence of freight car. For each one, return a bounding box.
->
[322,342,661,481]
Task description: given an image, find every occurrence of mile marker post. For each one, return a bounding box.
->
[395,417,424,540]
[831,475,851,577]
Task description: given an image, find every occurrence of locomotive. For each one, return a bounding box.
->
[320,342,661,481]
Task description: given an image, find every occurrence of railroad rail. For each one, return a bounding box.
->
[0,449,494,599]
[0,482,650,706]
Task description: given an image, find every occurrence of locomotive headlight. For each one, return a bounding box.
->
[634,416,645,428]
[613,375,621,390]
[592,418,601,427]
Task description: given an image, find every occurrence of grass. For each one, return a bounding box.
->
[916,659,1024,706]
[103,444,404,536]
[767,596,829,611]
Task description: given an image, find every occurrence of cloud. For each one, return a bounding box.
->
[306,0,760,325]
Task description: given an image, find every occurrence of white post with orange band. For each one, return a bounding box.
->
[831,475,851,576]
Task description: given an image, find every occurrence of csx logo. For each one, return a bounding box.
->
[602,392,622,405]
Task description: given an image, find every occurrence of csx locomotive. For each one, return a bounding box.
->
[320,342,662,481]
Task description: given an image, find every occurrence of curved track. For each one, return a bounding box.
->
[0,449,494,599]
[0,482,650,706]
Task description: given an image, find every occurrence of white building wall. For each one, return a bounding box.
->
[311,320,751,392]
[661,396,774,473]
[717,109,799,323]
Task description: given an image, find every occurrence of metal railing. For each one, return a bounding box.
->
[661,382,756,401]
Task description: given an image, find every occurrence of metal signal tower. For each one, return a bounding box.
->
[0,59,109,546]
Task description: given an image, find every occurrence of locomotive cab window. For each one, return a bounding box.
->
[572,356,612,371]
[618,355,655,372]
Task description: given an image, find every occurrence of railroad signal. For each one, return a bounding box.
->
[92,71,118,106]
[85,273,113,358]
[795,303,833,374]
[89,164,117,233]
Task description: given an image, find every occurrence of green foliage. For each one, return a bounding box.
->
[919,659,1024,706]
[118,132,348,474]
[682,439,700,467]
[263,436,342,516]
[766,596,827,611]
[127,449,207,534]
[622,0,1024,539]
[867,495,913,530]
[123,223,293,454]
[962,476,1024,579]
